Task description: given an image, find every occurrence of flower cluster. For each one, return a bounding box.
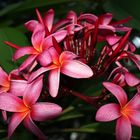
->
[0,8,140,140]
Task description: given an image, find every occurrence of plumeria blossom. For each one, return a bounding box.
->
[5,29,67,71]
[29,46,93,97]
[0,75,62,139]
[96,82,140,140]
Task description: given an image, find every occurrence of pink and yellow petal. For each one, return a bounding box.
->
[61,60,93,78]
[96,103,121,122]
[31,102,62,121]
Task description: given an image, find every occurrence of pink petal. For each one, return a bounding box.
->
[31,30,45,51]
[106,35,121,46]
[44,9,54,32]
[10,80,27,96]
[8,112,28,138]
[23,76,43,106]
[35,9,44,25]
[13,47,36,60]
[23,115,47,140]
[48,68,60,97]
[18,55,37,71]
[42,30,67,49]
[127,92,140,110]
[2,110,7,121]
[67,11,77,23]
[116,117,131,140]
[52,36,62,54]
[103,82,128,107]
[125,72,140,86]
[127,52,140,70]
[99,24,115,32]
[0,93,27,112]
[24,20,39,32]
[28,65,57,82]
[37,50,52,66]
[31,102,62,121]
[59,51,77,62]
[48,47,59,64]
[96,103,121,122]
[78,14,97,23]
[52,19,71,32]
[0,67,9,86]
[128,110,140,127]
[61,60,93,78]
[99,13,113,25]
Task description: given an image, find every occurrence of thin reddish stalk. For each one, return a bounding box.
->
[4,41,20,49]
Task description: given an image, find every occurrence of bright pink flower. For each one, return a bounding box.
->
[96,82,140,140]
[0,76,62,140]
[29,47,93,97]
[5,29,67,71]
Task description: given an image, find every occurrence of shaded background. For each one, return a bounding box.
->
[0,0,140,140]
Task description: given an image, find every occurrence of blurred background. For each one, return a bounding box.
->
[0,0,140,140]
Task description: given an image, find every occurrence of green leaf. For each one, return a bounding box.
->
[103,0,140,30]
[0,27,29,72]
[0,2,22,17]
[14,0,77,12]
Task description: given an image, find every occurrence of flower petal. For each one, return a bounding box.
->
[23,76,43,106]
[0,93,27,112]
[42,30,67,49]
[61,60,93,78]
[31,102,62,121]
[13,47,36,60]
[28,65,57,82]
[48,68,60,97]
[52,19,70,32]
[0,67,9,86]
[127,52,140,70]
[67,11,77,23]
[116,117,131,140]
[31,30,45,51]
[99,13,113,25]
[78,13,97,23]
[48,47,59,64]
[23,115,47,140]
[127,92,140,110]
[37,50,52,67]
[128,110,140,127]
[8,112,28,138]
[96,103,121,122]
[18,55,37,71]
[24,20,39,32]
[103,82,128,107]
[59,51,77,62]
[125,72,140,86]
[44,9,54,32]
[10,80,27,96]
[106,35,121,46]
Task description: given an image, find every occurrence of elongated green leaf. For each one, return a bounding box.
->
[0,27,29,72]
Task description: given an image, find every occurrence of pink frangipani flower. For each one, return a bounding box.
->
[96,82,140,140]
[5,29,67,71]
[0,75,62,139]
[29,47,93,97]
